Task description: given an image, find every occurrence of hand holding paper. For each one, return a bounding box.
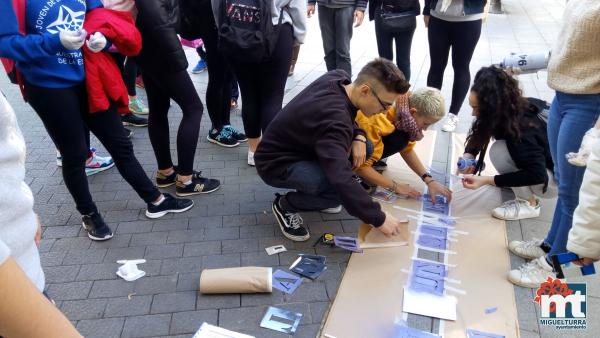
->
[378,212,408,237]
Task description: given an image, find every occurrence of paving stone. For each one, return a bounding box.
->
[89,279,135,298]
[188,216,223,229]
[77,318,124,338]
[43,225,81,239]
[77,263,119,281]
[131,231,169,246]
[50,237,92,252]
[104,295,153,317]
[309,301,331,324]
[104,246,147,263]
[240,250,279,266]
[223,214,257,227]
[285,281,329,303]
[145,244,184,259]
[240,224,276,239]
[204,227,240,241]
[89,233,132,249]
[43,265,81,283]
[122,314,171,338]
[39,251,66,267]
[47,281,93,301]
[116,221,154,234]
[222,238,259,254]
[160,257,203,275]
[202,253,241,269]
[61,249,107,265]
[60,298,108,320]
[134,275,178,295]
[151,291,197,314]
[196,293,240,310]
[241,292,284,307]
[170,310,219,335]
[183,241,222,257]
[152,218,189,232]
[166,230,206,244]
[176,272,200,292]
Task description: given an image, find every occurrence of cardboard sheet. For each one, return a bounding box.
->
[321,132,519,338]
[199,267,272,294]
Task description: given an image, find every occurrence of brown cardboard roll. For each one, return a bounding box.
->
[199,267,272,294]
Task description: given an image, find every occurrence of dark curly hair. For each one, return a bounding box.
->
[466,66,530,149]
[355,58,411,94]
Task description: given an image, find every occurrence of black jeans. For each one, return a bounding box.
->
[229,24,293,138]
[25,83,160,215]
[111,53,138,97]
[374,9,416,81]
[427,16,482,115]
[194,0,235,131]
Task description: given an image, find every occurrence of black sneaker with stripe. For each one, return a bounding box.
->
[82,212,113,241]
[175,171,221,196]
[146,193,194,218]
[156,169,177,188]
[272,193,310,242]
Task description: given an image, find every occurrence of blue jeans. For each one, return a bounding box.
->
[265,161,341,211]
[544,92,600,257]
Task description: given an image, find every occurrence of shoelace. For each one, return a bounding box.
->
[285,212,303,230]
[502,199,524,218]
[224,125,240,136]
[219,127,234,139]
[519,259,541,272]
[520,239,542,251]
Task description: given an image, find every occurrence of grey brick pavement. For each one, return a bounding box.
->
[2,0,599,337]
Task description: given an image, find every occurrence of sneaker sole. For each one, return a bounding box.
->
[271,202,310,242]
[507,245,545,260]
[176,184,221,197]
[156,182,176,188]
[122,122,148,127]
[130,110,149,115]
[81,223,114,241]
[508,276,547,289]
[492,213,540,221]
[85,162,115,176]
[206,135,240,148]
[145,201,195,219]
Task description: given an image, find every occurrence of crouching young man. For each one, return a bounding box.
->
[255,58,410,241]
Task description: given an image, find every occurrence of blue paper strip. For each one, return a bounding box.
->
[417,234,448,251]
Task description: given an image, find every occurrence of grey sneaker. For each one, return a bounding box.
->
[508,256,556,288]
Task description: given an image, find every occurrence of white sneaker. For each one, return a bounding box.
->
[442,114,459,132]
[247,151,255,166]
[508,239,546,259]
[320,205,342,214]
[492,198,540,220]
[508,256,556,288]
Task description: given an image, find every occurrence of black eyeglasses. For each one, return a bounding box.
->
[369,85,394,111]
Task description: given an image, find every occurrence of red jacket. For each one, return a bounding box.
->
[83,9,141,114]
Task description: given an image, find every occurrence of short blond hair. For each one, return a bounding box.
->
[409,87,445,120]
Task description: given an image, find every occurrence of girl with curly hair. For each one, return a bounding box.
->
[460,66,556,222]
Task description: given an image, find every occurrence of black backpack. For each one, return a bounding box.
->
[218,0,284,63]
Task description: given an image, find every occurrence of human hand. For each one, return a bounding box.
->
[59,29,87,50]
[86,32,107,53]
[35,215,42,248]
[307,4,315,17]
[351,140,366,169]
[427,180,452,203]
[394,182,422,199]
[377,212,408,237]
[573,257,598,267]
[462,174,493,190]
[423,15,430,27]
[354,10,365,27]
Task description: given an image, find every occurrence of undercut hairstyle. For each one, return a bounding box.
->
[354,58,410,94]
[409,87,446,120]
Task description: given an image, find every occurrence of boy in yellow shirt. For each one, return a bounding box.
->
[354,87,452,201]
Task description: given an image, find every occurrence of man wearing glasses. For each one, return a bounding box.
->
[254,58,410,242]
